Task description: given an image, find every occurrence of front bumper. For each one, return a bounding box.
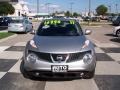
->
[23,55,96,72]
[113,29,117,35]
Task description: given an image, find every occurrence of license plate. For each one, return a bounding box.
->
[51,65,68,72]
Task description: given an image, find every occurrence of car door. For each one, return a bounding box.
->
[24,20,30,32]
[28,21,33,31]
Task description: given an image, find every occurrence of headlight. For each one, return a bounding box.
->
[27,53,38,63]
[30,40,37,48]
[83,53,93,64]
[82,40,90,49]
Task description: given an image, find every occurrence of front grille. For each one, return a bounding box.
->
[51,54,68,62]
[28,51,51,62]
[28,50,91,63]
[67,51,91,63]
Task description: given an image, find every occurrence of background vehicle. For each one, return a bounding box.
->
[91,16,100,22]
[21,19,96,79]
[112,16,120,26]
[113,26,120,37]
[83,16,91,21]
[0,17,11,30]
[8,17,33,33]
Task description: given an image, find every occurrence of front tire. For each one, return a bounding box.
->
[83,69,95,79]
[20,61,33,79]
[116,29,120,37]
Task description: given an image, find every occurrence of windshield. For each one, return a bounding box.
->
[11,19,23,23]
[37,20,83,36]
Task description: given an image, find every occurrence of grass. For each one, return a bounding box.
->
[0,32,15,39]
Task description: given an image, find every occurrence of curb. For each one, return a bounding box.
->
[85,26,101,28]
[0,34,17,43]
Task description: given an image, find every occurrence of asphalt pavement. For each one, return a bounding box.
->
[0,23,120,90]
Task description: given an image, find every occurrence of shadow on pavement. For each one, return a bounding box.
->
[110,38,120,43]
[105,34,116,37]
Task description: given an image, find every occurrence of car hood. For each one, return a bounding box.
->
[115,26,120,30]
[33,35,87,53]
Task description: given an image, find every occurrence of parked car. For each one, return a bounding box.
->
[112,16,120,26]
[91,16,100,22]
[0,17,11,29]
[8,17,33,33]
[113,26,120,37]
[83,16,91,21]
[21,18,96,79]
[107,16,114,22]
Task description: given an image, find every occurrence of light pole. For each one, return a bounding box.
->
[88,0,91,17]
[70,2,74,16]
[115,4,118,14]
[108,5,111,14]
[37,0,39,14]
[88,0,91,25]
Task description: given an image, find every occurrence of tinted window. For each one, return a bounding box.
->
[37,20,83,36]
[0,18,3,21]
[25,20,29,24]
[117,16,120,20]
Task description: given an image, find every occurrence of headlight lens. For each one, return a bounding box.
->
[83,53,93,64]
[82,40,90,49]
[27,53,38,63]
[30,40,37,48]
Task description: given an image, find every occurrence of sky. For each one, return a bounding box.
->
[22,0,120,13]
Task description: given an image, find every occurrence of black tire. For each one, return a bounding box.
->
[116,29,120,37]
[20,60,33,79]
[83,69,95,79]
[24,28,28,34]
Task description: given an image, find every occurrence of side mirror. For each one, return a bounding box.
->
[85,29,92,35]
[30,30,36,35]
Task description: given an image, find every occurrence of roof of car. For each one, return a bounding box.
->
[44,18,76,22]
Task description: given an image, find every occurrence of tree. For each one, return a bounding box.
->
[0,2,15,16]
[65,11,71,17]
[96,5,108,15]
[73,12,79,17]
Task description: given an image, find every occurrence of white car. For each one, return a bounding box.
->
[113,26,120,37]
[8,17,33,33]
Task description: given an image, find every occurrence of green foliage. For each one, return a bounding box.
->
[96,5,108,15]
[73,12,79,17]
[65,11,71,17]
[0,32,14,39]
[0,2,15,15]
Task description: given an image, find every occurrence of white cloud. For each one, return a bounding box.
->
[49,4,60,8]
[19,0,28,5]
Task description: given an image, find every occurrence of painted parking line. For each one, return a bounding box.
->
[0,46,10,53]
[0,72,7,79]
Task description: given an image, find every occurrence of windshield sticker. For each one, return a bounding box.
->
[70,20,75,24]
[42,25,50,29]
[44,20,75,25]
[44,20,61,25]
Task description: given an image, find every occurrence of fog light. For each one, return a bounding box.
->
[27,53,38,63]
[83,54,92,64]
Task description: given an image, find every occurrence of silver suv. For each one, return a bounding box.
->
[21,18,96,79]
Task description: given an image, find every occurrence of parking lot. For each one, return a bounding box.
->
[0,22,120,90]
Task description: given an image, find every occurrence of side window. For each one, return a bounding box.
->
[25,20,29,24]
[76,22,83,35]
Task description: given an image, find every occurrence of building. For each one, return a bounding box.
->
[0,0,29,16]
[8,0,29,17]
